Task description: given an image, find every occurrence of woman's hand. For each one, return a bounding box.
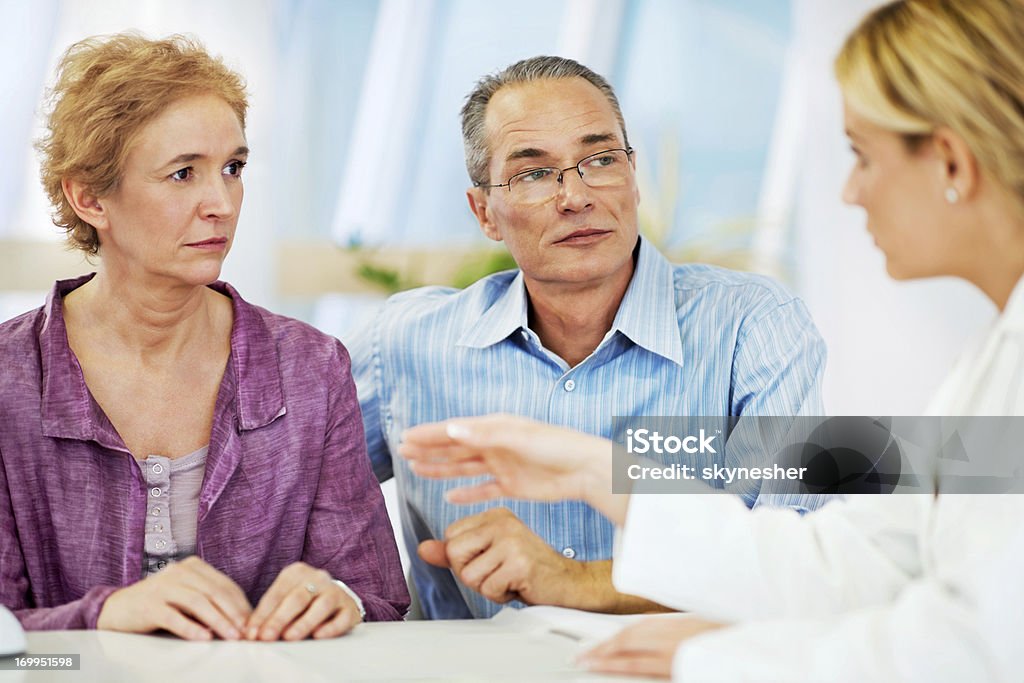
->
[97,556,252,641]
[245,562,361,641]
[577,616,729,679]
[399,414,626,522]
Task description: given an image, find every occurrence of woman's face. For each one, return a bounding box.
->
[98,93,248,286]
[841,101,968,280]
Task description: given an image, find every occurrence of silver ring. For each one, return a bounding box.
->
[305,582,318,595]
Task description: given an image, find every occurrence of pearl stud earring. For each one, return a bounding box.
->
[944,187,960,204]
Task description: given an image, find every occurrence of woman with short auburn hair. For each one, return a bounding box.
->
[0,33,409,641]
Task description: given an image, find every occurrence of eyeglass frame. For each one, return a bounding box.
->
[473,147,636,198]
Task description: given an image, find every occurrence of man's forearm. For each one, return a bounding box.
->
[559,560,673,615]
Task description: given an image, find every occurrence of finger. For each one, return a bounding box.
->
[476,561,522,604]
[588,619,666,657]
[443,508,509,539]
[443,527,496,575]
[619,618,691,649]
[281,594,339,641]
[312,603,360,639]
[417,539,451,568]
[408,460,490,479]
[399,441,482,463]
[257,582,318,641]
[454,415,614,473]
[580,631,633,661]
[400,421,457,446]
[205,585,252,634]
[444,415,537,451]
[246,573,296,639]
[402,415,528,453]
[445,482,506,504]
[184,560,252,629]
[584,653,673,679]
[166,586,242,641]
[454,546,504,594]
[155,604,212,641]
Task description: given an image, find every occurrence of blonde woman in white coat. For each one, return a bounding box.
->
[400,1,1024,680]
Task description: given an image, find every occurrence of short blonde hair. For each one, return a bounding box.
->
[835,0,1024,206]
[37,33,249,254]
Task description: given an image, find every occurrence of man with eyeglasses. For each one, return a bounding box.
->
[350,56,827,619]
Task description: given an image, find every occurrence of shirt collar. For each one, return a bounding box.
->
[40,275,284,447]
[39,274,105,445]
[455,237,684,367]
[609,237,685,367]
[212,280,287,432]
[456,270,529,349]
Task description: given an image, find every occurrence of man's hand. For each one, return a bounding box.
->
[97,556,251,641]
[577,616,730,679]
[245,562,362,641]
[419,507,667,613]
[419,507,586,606]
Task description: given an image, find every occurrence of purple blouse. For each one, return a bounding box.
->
[0,275,409,629]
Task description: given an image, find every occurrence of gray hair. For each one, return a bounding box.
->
[461,55,630,185]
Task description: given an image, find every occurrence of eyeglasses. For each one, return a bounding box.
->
[475,147,634,205]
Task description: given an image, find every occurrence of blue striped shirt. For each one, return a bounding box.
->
[350,237,827,619]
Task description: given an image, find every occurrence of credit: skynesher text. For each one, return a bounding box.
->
[626,463,808,485]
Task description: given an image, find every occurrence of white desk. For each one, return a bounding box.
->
[3,616,636,682]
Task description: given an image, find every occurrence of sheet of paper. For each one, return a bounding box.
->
[492,605,685,645]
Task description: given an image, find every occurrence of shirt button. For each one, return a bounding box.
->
[151,507,161,516]
[154,524,164,533]
[151,488,162,497]
[156,540,166,549]
[152,463,164,475]
[564,379,576,392]
[562,547,576,559]
[157,561,167,570]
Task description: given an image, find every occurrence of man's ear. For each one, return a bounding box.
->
[61,178,110,233]
[932,126,978,202]
[467,187,502,242]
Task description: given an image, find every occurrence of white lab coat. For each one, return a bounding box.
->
[612,276,1024,682]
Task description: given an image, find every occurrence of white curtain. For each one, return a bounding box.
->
[0,0,59,239]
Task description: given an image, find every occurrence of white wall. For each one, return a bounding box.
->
[790,0,993,415]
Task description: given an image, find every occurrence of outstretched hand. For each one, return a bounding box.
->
[399,414,626,523]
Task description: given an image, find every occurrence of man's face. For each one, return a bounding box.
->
[467,77,640,290]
